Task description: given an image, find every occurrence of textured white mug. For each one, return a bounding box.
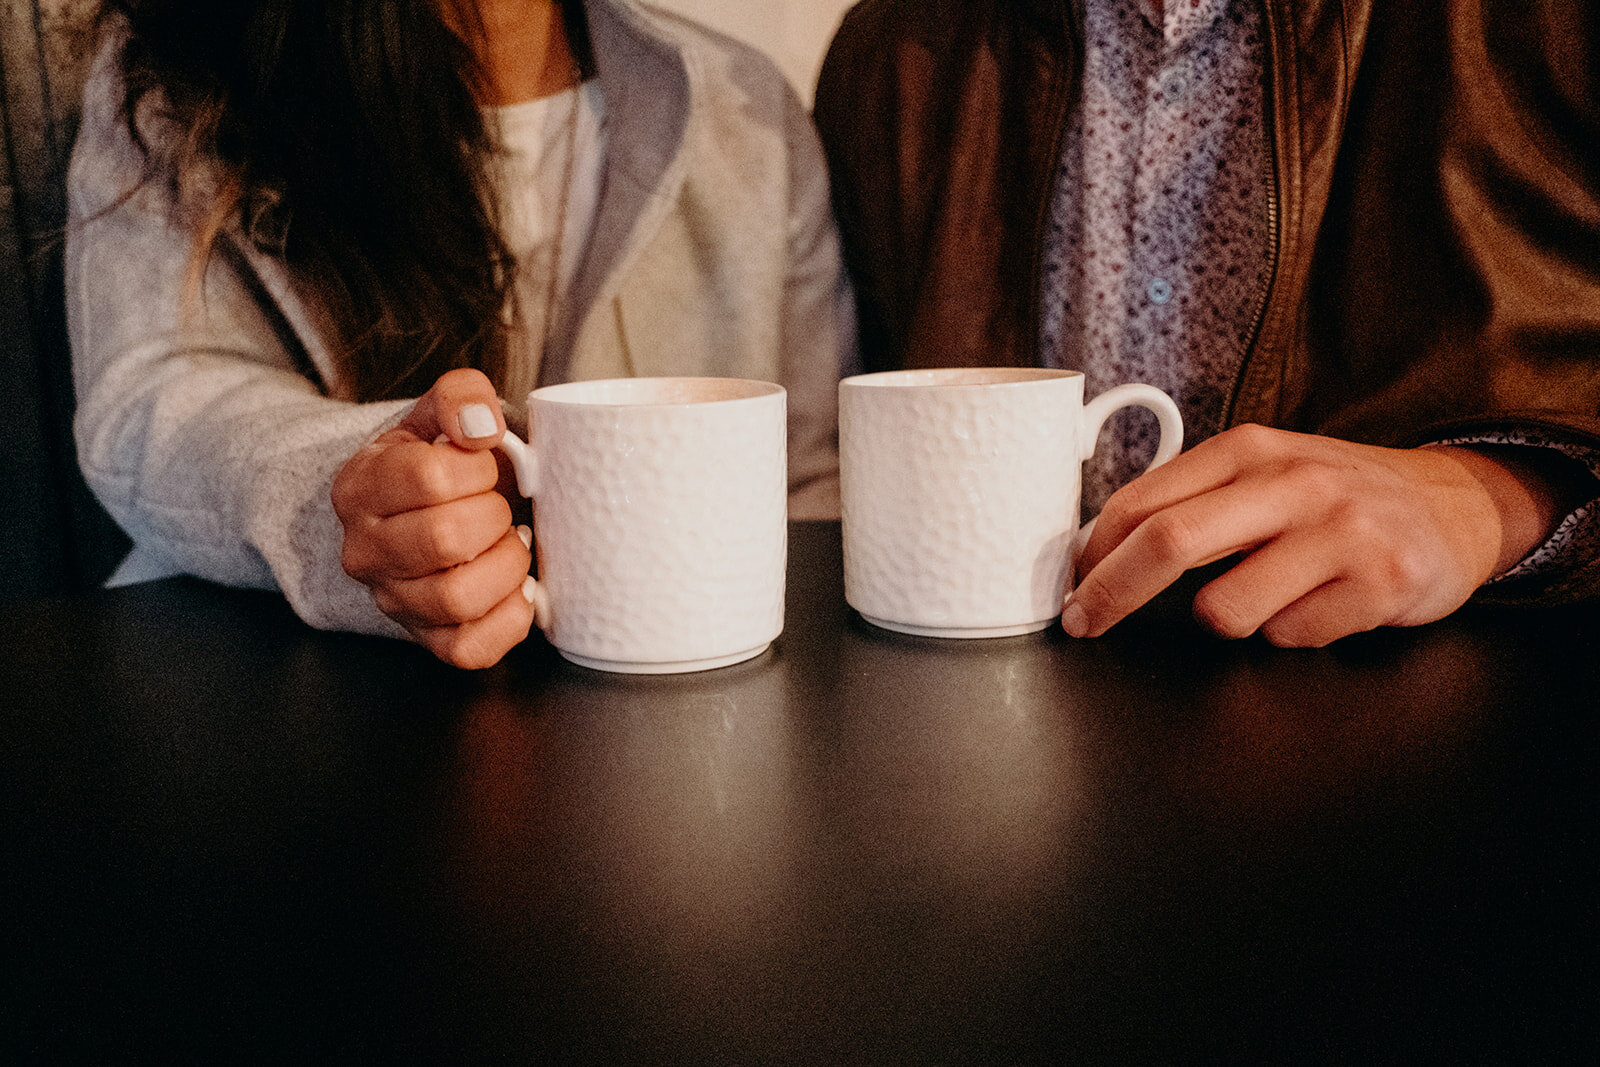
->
[839,368,1183,638]
[496,377,787,673]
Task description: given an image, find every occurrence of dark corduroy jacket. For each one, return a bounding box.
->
[814,0,1600,604]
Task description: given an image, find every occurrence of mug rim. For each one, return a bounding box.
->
[841,368,1083,390]
[530,376,786,409]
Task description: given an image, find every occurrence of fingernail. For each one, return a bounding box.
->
[521,575,538,604]
[516,525,532,550]
[459,403,497,439]
[1061,597,1090,638]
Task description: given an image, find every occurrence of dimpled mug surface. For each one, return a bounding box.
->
[498,378,787,673]
[839,368,1181,638]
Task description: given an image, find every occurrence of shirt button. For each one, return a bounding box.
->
[1147,277,1174,304]
[1161,71,1189,101]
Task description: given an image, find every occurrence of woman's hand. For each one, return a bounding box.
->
[1062,425,1567,647]
[333,369,535,668]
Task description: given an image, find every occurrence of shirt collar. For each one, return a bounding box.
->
[1127,0,1233,49]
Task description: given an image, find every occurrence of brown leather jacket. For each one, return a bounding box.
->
[814,0,1600,603]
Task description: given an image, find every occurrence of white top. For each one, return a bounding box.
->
[486,80,608,403]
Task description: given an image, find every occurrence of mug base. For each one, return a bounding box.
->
[558,641,771,675]
[858,613,1057,639]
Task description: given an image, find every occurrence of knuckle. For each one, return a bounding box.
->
[1191,585,1258,640]
[427,626,489,670]
[368,585,396,617]
[1322,498,1372,540]
[421,591,533,671]
[1100,477,1150,524]
[330,464,359,518]
[1326,505,1423,594]
[431,568,484,625]
[482,490,514,529]
[1374,541,1433,599]
[331,447,390,520]
[1259,619,1311,648]
[420,511,473,566]
[404,449,459,505]
[1140,511,1204,566]
[340,530,378,582]
[1222,422,1281,456]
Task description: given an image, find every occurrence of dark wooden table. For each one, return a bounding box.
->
[4,522,1597,1062]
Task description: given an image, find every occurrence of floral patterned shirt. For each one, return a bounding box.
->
[1039,0,1598,586]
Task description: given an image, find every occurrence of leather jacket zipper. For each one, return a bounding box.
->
[1229,1,1283,428]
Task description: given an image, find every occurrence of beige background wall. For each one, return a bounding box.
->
[646,0,856,104]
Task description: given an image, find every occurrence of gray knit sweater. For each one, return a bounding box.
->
[67,0,855,639]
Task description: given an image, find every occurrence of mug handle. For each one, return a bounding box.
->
[1073,384,1184,554]
[493,432,553,630]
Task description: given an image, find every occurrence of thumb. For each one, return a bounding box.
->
[398,367,505,451]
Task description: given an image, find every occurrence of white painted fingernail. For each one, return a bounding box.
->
[459,403,497,439]
[516,525,532,549]
[521,575,538,604]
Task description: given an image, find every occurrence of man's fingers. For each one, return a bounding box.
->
[371,526,533,628]
[1081,426,1267,572]
[1065,478,1297,637]
[1189,532,1347,640]
[1255,578,1388,648]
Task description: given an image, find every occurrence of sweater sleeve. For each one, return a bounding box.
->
[65,38,408,639]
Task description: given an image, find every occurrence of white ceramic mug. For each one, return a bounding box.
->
[839,368,1183,638]
[495,377,787,673]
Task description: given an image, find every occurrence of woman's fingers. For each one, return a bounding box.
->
[1188,531,1350,642]
[399,367,506,451]
[371,525,533,628]
[344,488,513,581]
[336,437,501,521]
[1255,578,1385,649]
[332,370,531,668]
[411,578,539,671]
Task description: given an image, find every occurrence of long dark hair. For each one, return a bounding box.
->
[101,0,586,401]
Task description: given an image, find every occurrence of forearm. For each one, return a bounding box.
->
[76,353,411,636]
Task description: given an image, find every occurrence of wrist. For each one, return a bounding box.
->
[1426,444,1584,577]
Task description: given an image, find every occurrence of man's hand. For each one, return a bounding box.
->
[333,368,535,668]
[1062,424,1565,647]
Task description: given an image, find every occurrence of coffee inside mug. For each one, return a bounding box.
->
[844,367,1073,389]
[529,376,782,408]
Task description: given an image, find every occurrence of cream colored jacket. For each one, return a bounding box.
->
[68,0,855,639]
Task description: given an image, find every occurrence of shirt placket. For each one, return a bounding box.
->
[1075,4,1187,507]
[1125,5,1217,396]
